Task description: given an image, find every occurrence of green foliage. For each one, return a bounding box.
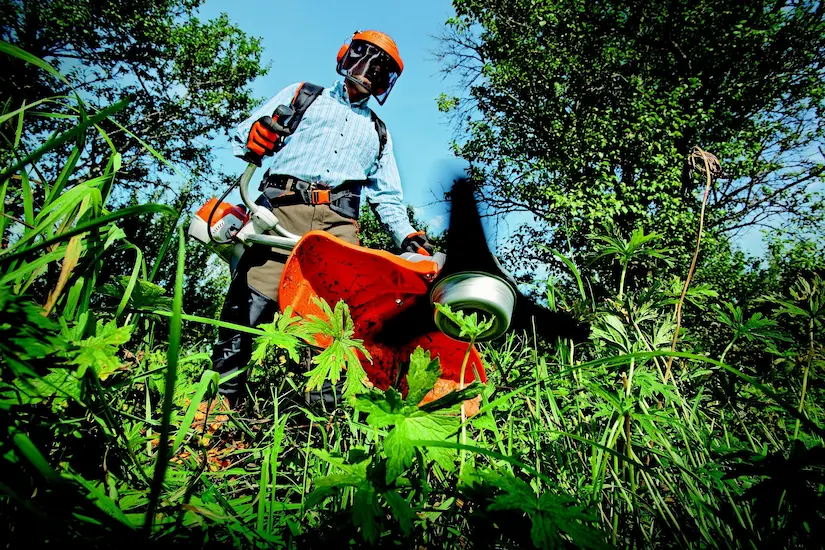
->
[301,298,371,398]
[440,0,825,289]
[434,302,496,340]
[251,306,307,365]
[1,0,268,200]
[63,318,133,379]
[357,202,446,252]
[590,227,673,297]
[437,93,461,113]
[0,285,66,374]
[2,27,825,550]
[770,275,825,330]
[0,1,259,343]
[352,354,467,481]
[715,301,787,363]
[721,442,825,545]
[100,276,174,312]
[464,469,605,549]
[356,203,397,252]
[405,347,442,406]
[97,190,232,347]
[305,347,484,543]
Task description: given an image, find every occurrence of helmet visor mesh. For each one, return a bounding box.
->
[338,40,400,104]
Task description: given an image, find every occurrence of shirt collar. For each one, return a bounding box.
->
[331,79,370,108]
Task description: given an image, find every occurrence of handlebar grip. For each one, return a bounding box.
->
[273,105,294,129]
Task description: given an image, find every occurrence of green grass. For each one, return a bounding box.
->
[1,42,823,549]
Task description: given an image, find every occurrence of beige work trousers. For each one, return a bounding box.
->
[244,201,360,302]
[212,197,359,403]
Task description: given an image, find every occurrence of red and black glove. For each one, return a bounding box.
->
[401,231,435,256]
[244,116,290,166]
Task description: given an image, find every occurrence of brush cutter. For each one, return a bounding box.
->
[190,163,588,400]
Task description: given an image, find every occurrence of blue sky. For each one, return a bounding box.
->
[197,0,464,233]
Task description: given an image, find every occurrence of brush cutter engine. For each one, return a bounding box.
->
[188,198,248,263]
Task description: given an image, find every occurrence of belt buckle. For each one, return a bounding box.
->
[311,188,331,205]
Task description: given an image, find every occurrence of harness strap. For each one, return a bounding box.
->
[370,110,387,162]
[286,83,325,134]
[277,82,388,163]
[261,176,362,219]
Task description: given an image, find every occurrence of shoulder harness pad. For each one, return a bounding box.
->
[286,82,324,134]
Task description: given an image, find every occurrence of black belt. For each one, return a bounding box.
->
[259,173,362,220]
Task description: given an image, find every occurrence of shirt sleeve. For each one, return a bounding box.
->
[363,128,417,247]
[232,82,303,158]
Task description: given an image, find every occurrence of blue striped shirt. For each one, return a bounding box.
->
[233,80,415,246]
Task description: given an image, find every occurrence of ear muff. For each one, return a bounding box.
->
[336,30,404,75]
[336,42,350,67]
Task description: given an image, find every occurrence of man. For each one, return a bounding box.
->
[211,30,434,408]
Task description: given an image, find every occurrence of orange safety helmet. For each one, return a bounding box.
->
[336,30,403,104]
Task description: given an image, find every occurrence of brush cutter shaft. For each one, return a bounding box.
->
[400,251,447,270]
[235,163,302,249]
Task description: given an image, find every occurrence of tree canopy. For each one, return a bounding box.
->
[1,0,267,200]
[439,0,825,273]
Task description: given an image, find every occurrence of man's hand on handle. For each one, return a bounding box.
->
[244,116,291,166]
[401,231,435,256]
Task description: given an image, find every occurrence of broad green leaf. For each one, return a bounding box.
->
[382,490,414,536]
[100,277,172,312]
[252,321,302,364]
[353,388,407,427]
[65,320,133,380]
[352,485,379,544]
[386,411,459,480]
[305,449,371,509]
[405,346,442,406]
[384,422,416,481]
[302,298,371,397]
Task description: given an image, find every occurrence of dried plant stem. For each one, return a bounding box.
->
[1,210,35,229]
[664,147,717,385]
